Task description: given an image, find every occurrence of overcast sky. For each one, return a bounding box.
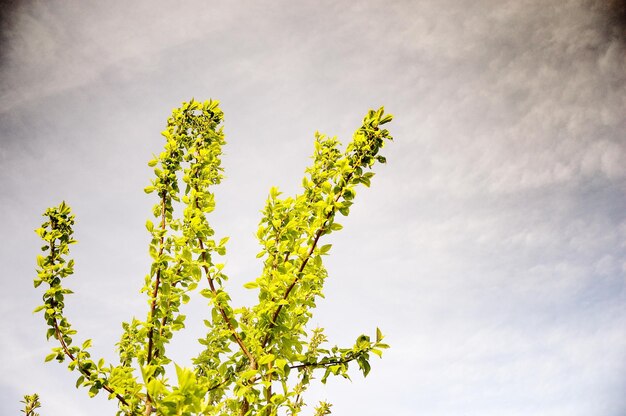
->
[1,1,625,415]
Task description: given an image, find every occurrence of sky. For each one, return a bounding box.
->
[0,1,625,415]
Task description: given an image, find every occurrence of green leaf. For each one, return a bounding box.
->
[88,385,99,397]
[243,281,258,289]
[379,114,393,125]
[359,358,371,377]
[275,358,287,371]
[240,369,257,380]
[191,265,201,280]
[329,223,343,231]
[258,354,275,365]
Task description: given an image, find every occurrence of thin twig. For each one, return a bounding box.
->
[47,230,130,408]
[146,193,167,365]
[198,238,257,368]
[53,320,129,406]
[145,193,168,415]
[261,172,354,349]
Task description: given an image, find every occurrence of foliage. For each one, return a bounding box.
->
[31,99,393,415]
[21,394,42,416]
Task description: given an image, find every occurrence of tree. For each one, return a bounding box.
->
[30,99,393,415]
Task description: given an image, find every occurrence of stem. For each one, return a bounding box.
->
[144,193,168,415]
[294,388,303,410]
[52,319,129,406]
[260,214,325,349]
[198,238,256,368]
[239,399,249,416]
[289,357,352,370]
[261,172,353,349]
[207,375,231,392]
[47,224,130,408]
[146,194,167,365]
[188,149,256,368]
[152,272,182,361]
[264,361,273,409]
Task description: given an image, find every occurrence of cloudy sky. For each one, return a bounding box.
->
[1,1,625,415]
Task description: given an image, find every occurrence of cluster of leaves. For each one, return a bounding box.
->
[32,99,393,415]
[21,394,42,416]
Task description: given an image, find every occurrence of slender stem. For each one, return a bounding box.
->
[261,172,353,349]
[52,319,129,406]
[260,214,326,349]
[144,193,168,415]
[152,275,181,360]
[47,227,130,408]
[264,361,273,409]
[207,375,232,392]
[289,357,352,370]
[294,383,304,409]
[146,194,167,365]
[198,238,257,368]
[261,250,291,404]
[239,399,250,416]
[188,148,256,369]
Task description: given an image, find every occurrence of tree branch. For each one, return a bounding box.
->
[144,193,168,415]
[198,238,257,369]
[289,357,351,370]
[52,319,129,406]
[146,193,167,366]
[45,223,130,408]
[261,172,354,349]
